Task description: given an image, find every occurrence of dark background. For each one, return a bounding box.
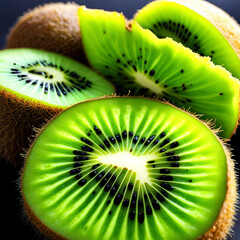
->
[0,0,239,239]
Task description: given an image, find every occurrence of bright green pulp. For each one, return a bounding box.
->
[22,97,227,240]
[135,1,240,79]
[0,48,115,107]
[78,7,239,139]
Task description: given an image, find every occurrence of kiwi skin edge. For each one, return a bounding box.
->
[5,2,87,64]
[19,95,238,240]
[0,89,63,167]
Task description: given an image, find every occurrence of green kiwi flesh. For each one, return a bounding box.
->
[0,48,115,107]
[22,96,228,240]
[78,7,239,139]
[134,0,240,79]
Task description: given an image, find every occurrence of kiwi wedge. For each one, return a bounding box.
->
[134,0,240,79]
[78,7,239,139]
[6,2,86,63]
[0,48,115,165]
[21,96,237,240]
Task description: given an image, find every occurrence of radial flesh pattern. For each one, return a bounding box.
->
[78,7,239,139]
[22,97,228,240]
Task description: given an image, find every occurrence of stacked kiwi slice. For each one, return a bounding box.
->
[78,7,239,139]
[1,0,239,240]
[134,0,240,79]
[0,48,115,165]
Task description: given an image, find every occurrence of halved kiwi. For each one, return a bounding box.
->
[6,2,86,63]
[21,96,237,240]
[78,7,240,139]
[0,48,115,166]
[134,0,240,79]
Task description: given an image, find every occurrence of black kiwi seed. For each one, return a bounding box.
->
[160,169,170,174]
[123,199,129,207]
[156,193,165,202]
[122,130,127,138]
[128,183,134,190]
[81,145,94,152]
[129,132,134,138]
[73,150,89,156]
[100,177,109,186]
[74,156,89,161]
[106,200,111,206]
[81,137,93,146]
[70,168,81,175]
[94,126,102,135]
[74,162,83,168]
[115,134,121,142]
[129,211,136,220]
[159,175,173,181]
[152,200,160,210]
[146,206,152,215]
[75,174,82,180]
[161,189,168,198]
[133,136,139,143]
[160,139,170,147]
[138,212,144,223]
[171,162,180,167]
[114,194,123,205]
[160,149,166,153]
[92,164,100,170]
[110,184,119,196]
[170,141,179,148]
[99,144,105,150]
[160,182,174,191]
[109,137,116,143]
[104,140,111,148]
[104,184,111,192]
[166,151,175,156]
[131,199,136,208]
[78,179,87,186]
[89,170,98,178]
[167,156,180,161]
[160,132,166,138]
[96,171,105,181]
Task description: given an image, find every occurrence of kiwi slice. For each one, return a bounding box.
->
[0,48,115,165]
[6,2,86,63]
[134,0,240,79]
[78,7,239,139]
[21,96,237,240]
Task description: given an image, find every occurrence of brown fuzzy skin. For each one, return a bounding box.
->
[20,96,238,240]
[5,2,87,63]
[199,145,238,240]
[0,89,63,166]
[135,0,240,59]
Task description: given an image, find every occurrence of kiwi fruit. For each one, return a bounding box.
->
[5,2,86,63]
[0,48,115,166]
[78,7,240,139]
[134,0,240,79]
[21,96,237,240]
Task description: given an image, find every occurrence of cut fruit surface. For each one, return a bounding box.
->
[22,97,229,240]
[0,48,115,107]
[134,0,240,79]
[78,7,239,139]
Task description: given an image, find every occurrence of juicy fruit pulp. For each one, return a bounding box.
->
[0,48,115,106]
[78,7,239,139]
[134,0,240,79]
[22,97,228,240]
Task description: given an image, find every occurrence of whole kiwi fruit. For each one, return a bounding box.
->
[21,96,237,240]
[5,2,86,63]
